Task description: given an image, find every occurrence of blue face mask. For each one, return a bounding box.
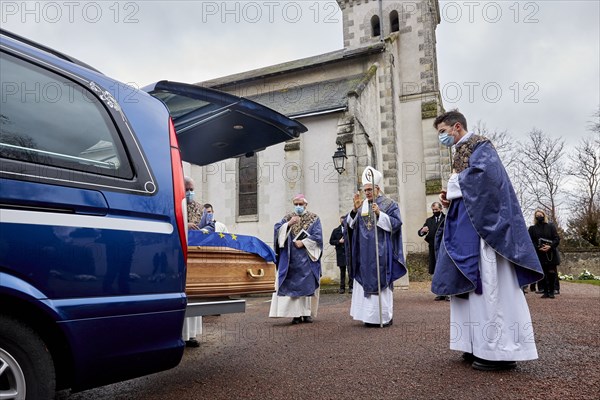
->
[438,132,455,147]
[205,212,213,223]
[185,191,195,203]
[294,205,305,215]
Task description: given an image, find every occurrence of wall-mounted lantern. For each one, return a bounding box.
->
[332,144,347,174]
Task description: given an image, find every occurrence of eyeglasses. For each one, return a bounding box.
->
[363,188,373,193]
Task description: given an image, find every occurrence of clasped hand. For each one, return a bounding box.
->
[439,190,450,208]
[539,244,551,252]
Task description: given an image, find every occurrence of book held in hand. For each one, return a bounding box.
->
[293,229,309,241]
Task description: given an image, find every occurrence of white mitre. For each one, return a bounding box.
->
[360,167,383,216]
[361,166,383,191]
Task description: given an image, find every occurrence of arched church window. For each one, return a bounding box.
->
[390,10,399,32]
[371,15,380,37]
[238,153,258,216]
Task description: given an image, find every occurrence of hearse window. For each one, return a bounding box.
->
[0,52,132,178]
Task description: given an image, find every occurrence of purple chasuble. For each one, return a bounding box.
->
[346,195,406,296]
[432,138,543,296]
[274,212,322,297]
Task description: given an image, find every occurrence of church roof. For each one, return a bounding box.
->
[201,42,385,89]
[246,73,369,118]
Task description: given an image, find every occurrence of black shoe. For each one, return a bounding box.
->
[292,317,302,324]
[364,319,392,328]
[462,352,475,362]
[535,290,545,294]
[472,358,517,371]
[302,316,313,323]
[541,293,550,298]
[434,295,446,301]
[548,292,555,299]
[338,288,345,294]
[445,296,450,301]
[185,338,200,348]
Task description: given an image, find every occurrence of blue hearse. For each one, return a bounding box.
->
[0,29,306,399]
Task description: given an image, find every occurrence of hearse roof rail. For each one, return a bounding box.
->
[0,28,102,73]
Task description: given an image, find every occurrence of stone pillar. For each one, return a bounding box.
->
[336,113,357,216]
[283,138,303,204]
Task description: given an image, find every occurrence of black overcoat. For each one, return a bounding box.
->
[418,213,445,274]
[329,225,346,267]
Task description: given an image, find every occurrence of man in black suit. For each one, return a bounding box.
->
[330,216,351,294]
[418,202,446,300]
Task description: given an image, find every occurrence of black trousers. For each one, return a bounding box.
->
[541,264,558,294]
[339,266,353,289]
[530,270,560,292]
[427,245,437,275]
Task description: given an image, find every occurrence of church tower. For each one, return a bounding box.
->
[195,1,446,283]
[336,0,444,246]
[336,0,441,109]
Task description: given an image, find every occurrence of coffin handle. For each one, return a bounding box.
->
[247,268,265,278]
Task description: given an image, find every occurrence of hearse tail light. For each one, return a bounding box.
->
[169,117,188,265]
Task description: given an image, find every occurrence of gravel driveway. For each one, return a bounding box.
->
[59,281,600,400]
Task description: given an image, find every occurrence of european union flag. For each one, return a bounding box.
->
[188,231,276,263]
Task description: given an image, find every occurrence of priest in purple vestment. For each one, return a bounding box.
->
[431,110,544,371]
[345,167,406,327]
[269,194,322,324]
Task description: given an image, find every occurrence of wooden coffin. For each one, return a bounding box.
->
[186,246,276,299]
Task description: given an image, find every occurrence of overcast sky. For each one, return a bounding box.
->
[2,0,599,145]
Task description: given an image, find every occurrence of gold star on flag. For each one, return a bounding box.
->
[231,234,237,240]
[218,233,225,238]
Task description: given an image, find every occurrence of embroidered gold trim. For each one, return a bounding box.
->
[285,211,319,237]
[452,134,490,173]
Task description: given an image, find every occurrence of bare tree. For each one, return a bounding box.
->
[509,163,539,217]
[472,120,534,214]
[592,108,600,157]
[589,107,600,135]
[569,137,600,206]
[566,130,600,246]
[472,120,514,167]
[516,129,566,226]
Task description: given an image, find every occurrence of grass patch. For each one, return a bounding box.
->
[567,280,600,286]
